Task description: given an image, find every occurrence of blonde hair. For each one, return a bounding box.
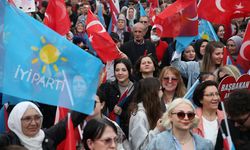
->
[162,98,199,129]
[159,66,186,97]
[215,65,241,82]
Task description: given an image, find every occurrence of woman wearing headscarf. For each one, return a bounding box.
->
[0,101,86,150]
[226,35,243,61]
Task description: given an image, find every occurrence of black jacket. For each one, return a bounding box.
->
[0,111,87,149]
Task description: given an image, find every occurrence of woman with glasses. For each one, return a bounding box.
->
[129,77,165,150]
[82,118,118,150]
[147,98,213,150]
[192,81,224,147]
[0,101,86,149]
[159,66,186,109]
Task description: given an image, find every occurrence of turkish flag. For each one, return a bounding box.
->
[236,22,250,73]
[44,0,71,36]
[154,0,198,37]
[86,9,121,63]
[64,113,76,150]
[198,0,250,25]
[148,0,159,9]
[108,0,119,32]
[223,47,236,65]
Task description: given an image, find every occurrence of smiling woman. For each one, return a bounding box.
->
[0,101,87,150]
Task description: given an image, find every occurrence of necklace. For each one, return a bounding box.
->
[179,137,192,145]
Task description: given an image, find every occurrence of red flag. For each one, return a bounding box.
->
[148,0,159,9]
[108,0,119,32]
[44,0,71,36]
[86,9,121,63]
[154,0,198,37]
[198,0,250,25]
[149,5,156,26]
[223,47,236,65]
[236,21,250,73]
[64,113,76,150]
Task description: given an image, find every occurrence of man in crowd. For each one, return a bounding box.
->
[120,22,156,65]
[215,89,250,150]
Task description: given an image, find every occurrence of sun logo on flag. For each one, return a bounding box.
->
[31,36,68,73]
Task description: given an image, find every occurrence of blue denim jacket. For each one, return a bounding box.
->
[147,130,213,150]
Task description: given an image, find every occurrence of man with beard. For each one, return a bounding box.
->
[215,89,250,150]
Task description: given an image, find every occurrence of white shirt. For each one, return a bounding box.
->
[202,116,218,147]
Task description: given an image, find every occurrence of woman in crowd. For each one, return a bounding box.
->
[114,13,131,44]
[171,41,224,89]
[90,88,130,150]
[133,55,159,81]
[129,77,165,150]
[0,101,86,149]
[226,35,243,61]
[213,24,226,44]
[215,65,241,83]
[192,81,224,147]
[181,44,196,61]
[147,98,213,150]
[126,7,137,31]
[99,58,134,137]
[194,39,208,60]
[159,66,186,109]
[82,118,118,150]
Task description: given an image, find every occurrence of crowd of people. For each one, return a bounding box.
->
[1,0,250,150]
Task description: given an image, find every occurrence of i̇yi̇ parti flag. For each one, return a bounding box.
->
[198,19,219,41]
[0,0,103,114]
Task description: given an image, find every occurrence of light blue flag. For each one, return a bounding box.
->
[83,33,96,56]
[183,79,200,100]
[175,36,198,53]
[139,3,147,17]
[97,3,106,28]
[198,19,219,42]
[0,0,103,114]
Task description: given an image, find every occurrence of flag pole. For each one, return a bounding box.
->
[62,70,74,106]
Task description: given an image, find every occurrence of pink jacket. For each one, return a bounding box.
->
[193,107,225,137]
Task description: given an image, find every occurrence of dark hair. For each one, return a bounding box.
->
[225,89,250,118]
[96,87,106,103]
[130,77,162,129]
[134,55,159,80]
[193,80,218,107]
[110,32,120,43]
[2,145,28,150]
[114,58,133,81]
[181,44,196,61]
[82,118,117,150]
[194,39,208,60]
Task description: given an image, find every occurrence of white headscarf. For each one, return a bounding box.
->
[8,101,45,150]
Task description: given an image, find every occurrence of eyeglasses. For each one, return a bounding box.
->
[21,115,43,124]
[204,92,220,98]
[97,137,118,145]
[163,77,178,83]
[171,111,195,120]
[232,113,250,126]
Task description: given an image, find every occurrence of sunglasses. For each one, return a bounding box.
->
[163,77,178,83]
[97,137,118,145]
[171,111,195,120]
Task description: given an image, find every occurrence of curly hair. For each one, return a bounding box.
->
[225,89,250,118]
